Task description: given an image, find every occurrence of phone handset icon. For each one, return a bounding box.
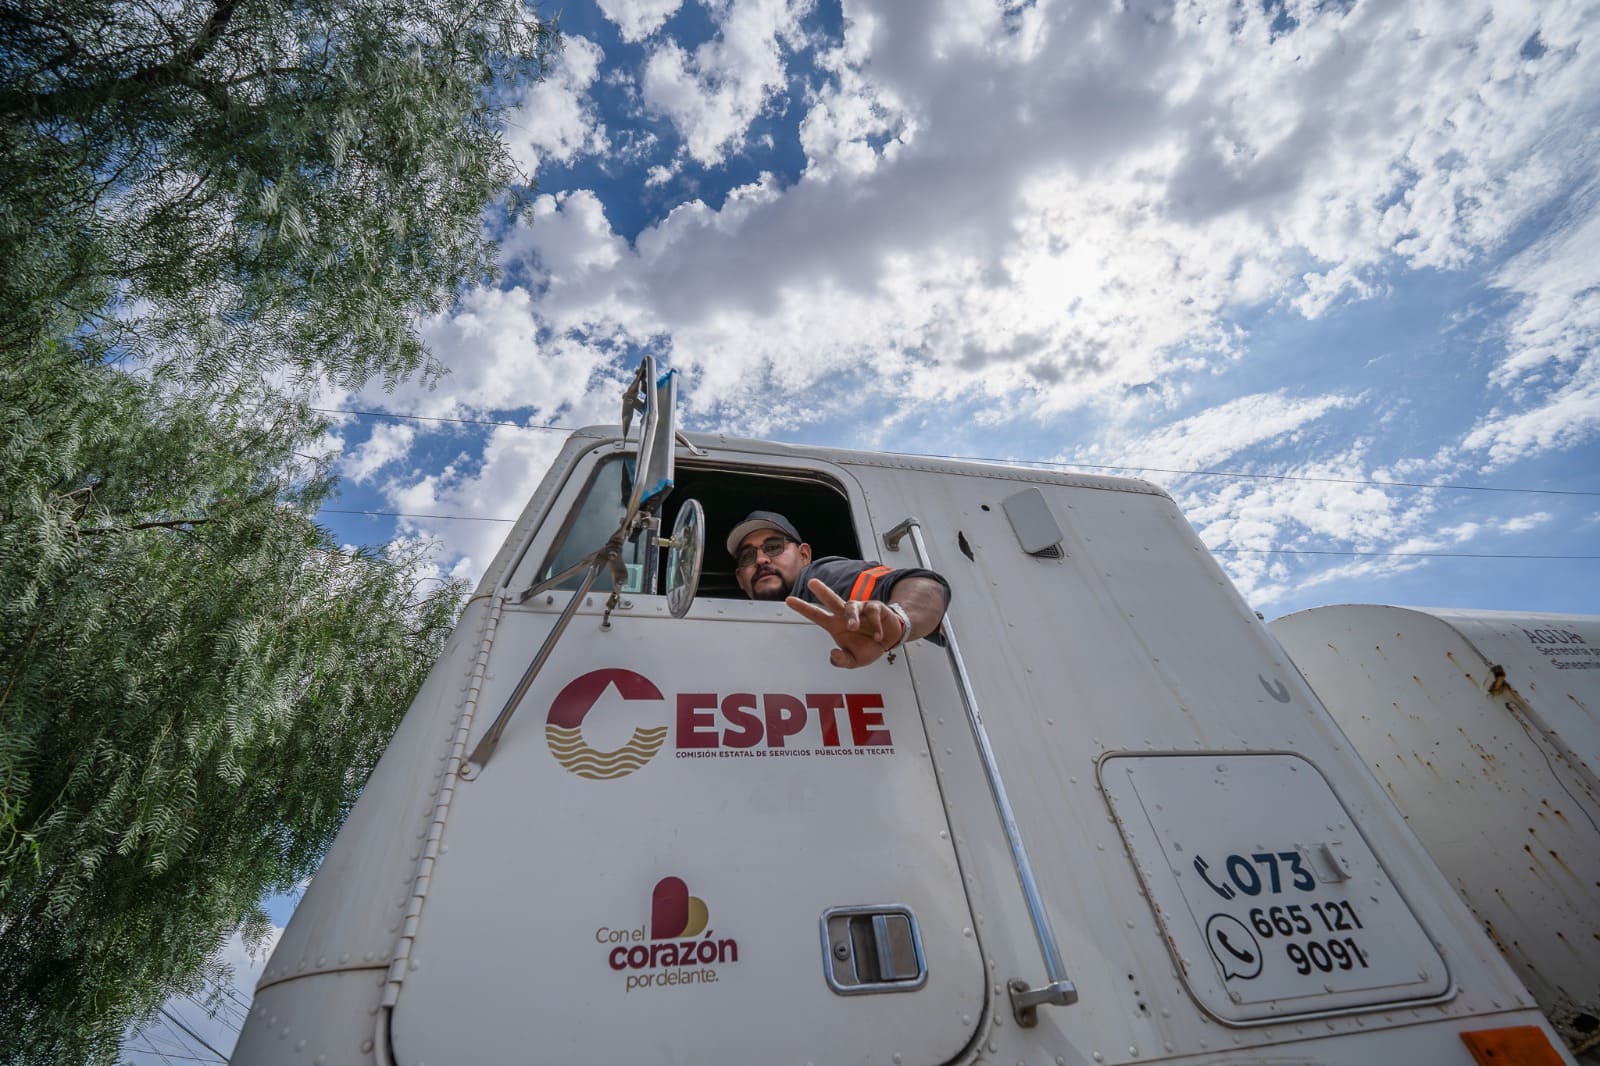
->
[1204,913,1264,981]
[1194,856,1236,900]
[1216,929,1255,964]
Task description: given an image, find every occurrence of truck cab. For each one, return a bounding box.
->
[234,385,1572,1065]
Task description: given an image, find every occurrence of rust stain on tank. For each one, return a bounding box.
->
[1540,799,1571,824]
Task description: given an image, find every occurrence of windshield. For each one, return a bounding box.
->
[538,457,653,593]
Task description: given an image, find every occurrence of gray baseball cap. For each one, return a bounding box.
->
[725,510,803,555]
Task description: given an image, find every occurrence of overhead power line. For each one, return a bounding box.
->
[314,406,568,433]
[306,406,1598,498]
[912,451,1598,498]
[157,1007,230,1063]
[323,508,513,523]
[320,507,1598,560]
[1210,548,1600,560]
[127,1046,225,1064]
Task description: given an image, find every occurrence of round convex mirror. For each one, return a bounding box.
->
[664,499,705,618]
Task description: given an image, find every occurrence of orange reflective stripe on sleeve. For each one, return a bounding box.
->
[849,566,892,601]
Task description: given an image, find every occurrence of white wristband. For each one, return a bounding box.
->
[885,602,912,652]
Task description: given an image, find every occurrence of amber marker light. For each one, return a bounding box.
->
[1460,1025,1566,1066]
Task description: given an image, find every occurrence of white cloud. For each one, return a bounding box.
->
[340,422,417,485]
[1462,188,1600,466]
[1499,511,1553,533]
[1091,391,1356,472]
[505,35,610,175]
[342,0,1599,592]
[1170,445,1451,606]
[349,272,621,423]
[1461,359,1600,467]
[1439,521,1482,542]
[483,0,1600,437]
[597,0,685,41]
[385,424,577,582]
[641,0,814,165]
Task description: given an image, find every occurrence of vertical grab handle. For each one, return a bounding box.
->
[884,518,1078,1026]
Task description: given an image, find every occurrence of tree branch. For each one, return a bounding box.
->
[78,517,210,535]
[0,0,242,120]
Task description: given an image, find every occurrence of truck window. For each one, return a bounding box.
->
[658,463,861,599]
[539,457,862,599]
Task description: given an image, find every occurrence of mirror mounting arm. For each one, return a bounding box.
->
[465,556,603,778]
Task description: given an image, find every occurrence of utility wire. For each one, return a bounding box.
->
[323,508,513,522]
[305,405,1599,498]
[1210,548,1600,560]
[157,1007,229,1063]
[126,1041,178,1066]
[182,991,243,1033]
[913,451,1599,498]
[313,406,568,433]
[127,1046,224,1065]
[320,507,1598,560]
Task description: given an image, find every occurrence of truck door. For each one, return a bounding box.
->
[387,448,987,1065]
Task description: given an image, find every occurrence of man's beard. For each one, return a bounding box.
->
[749,568,791,600]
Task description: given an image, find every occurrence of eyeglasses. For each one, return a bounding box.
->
[735,536,791,570]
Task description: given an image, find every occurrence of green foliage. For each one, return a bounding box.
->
[0,353,467,1062]
[1,0,556,386]
[0,0,557,1059]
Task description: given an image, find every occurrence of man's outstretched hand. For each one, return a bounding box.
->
[786,579,905,669]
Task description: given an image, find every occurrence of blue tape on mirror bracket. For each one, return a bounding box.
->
[638,367,678,506]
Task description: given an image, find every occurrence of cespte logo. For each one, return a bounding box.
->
[545,669,669,780]
[595,876,739,993]
[545,668,897,781]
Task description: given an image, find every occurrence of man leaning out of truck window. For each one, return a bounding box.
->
[728,510,950,669]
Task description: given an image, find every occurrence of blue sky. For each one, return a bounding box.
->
[134,0,1600,1056]
[313,0,1597,620]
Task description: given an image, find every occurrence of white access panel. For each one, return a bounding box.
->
[1099,753,1449,1024]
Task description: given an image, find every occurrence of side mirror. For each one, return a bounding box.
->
[664,499,705,618]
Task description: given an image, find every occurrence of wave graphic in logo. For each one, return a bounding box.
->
[545,723,668,779]
[545,669,667,780]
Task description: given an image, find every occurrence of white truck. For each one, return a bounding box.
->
[1272,605,1600,1061]
[234,364,1571,1065]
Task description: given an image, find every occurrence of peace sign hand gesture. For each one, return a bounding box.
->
[786,579,906,669]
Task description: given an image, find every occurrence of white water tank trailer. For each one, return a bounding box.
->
[1272,605,1600,1060]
